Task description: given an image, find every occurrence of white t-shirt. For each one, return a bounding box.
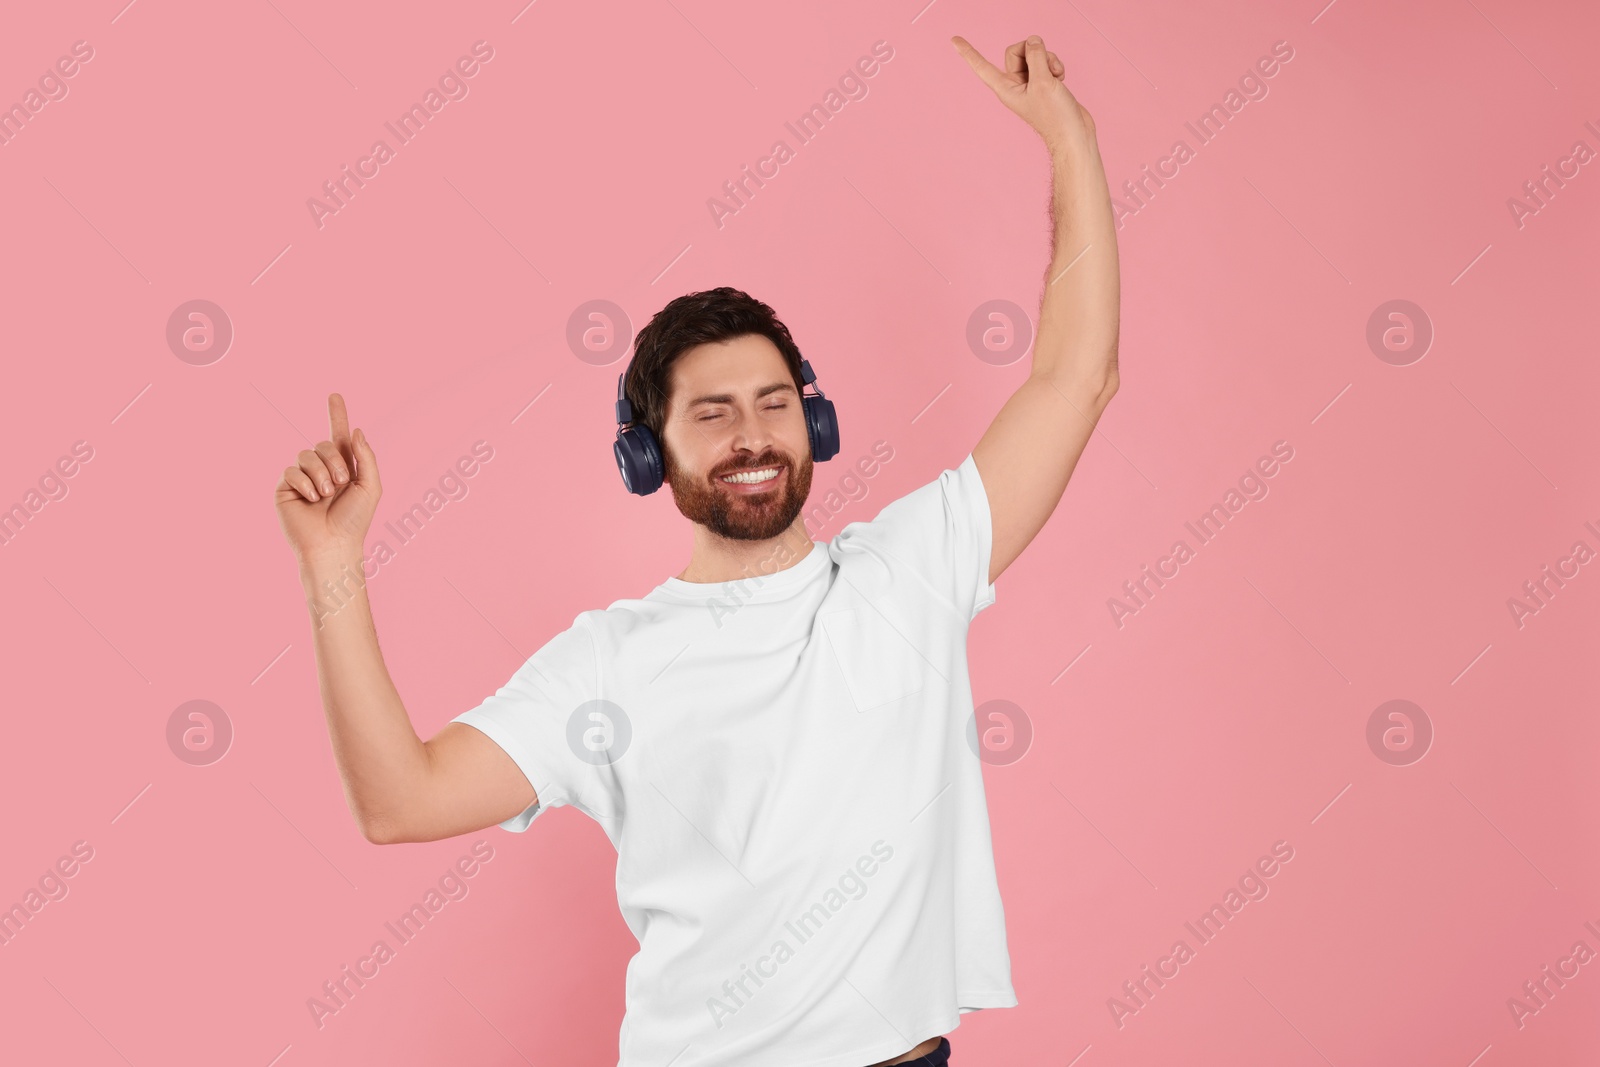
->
[453,452,1016,1067]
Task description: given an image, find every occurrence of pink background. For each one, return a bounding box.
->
[2,0,1596,1064]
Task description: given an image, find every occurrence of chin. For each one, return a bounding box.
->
[665,450,814,541]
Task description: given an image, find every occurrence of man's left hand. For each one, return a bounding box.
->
[951,34,1096,157]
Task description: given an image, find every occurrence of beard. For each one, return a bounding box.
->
[664,443,814,542]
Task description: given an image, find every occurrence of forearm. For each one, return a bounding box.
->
[299,551,430,843]
[1033,138,1121,396]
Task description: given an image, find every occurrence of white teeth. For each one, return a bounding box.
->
[722,467,780,484]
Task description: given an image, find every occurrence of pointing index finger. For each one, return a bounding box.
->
[328,392,353,456]
[950,36,1006,94]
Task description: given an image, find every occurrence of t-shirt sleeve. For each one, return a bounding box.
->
[450,612,611,832]
[835,451,998,622]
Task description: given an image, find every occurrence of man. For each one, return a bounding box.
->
[274,32,1119,1067]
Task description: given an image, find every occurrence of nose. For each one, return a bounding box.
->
[728,409,775,460]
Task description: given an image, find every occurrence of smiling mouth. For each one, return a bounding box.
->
[718,465,783,485]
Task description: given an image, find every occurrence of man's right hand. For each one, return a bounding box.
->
[275,393,382,563]
[275,395,532,844]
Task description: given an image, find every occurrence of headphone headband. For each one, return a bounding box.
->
[614,369,634,425]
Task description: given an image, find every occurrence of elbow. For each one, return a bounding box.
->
[355,808,403,846]
[1099,343,1120,396]
[1074,365,1119,418]
[1038,350,1118,413]
[1090,352,1120,410]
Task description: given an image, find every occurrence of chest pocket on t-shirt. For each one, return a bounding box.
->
[821,607,928,712]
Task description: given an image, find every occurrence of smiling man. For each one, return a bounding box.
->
[653,328,820,561]
[276,32,1119,1067]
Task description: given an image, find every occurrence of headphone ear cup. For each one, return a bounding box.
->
[803,395,840,462]
[614,424,664,495]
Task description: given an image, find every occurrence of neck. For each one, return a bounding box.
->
[675,520,815,584]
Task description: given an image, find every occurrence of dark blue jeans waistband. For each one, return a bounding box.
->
[882,1036,950,1067]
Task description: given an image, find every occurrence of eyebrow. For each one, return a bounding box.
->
[682,381,798,409]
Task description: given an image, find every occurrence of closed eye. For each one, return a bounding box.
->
[697,403,787,422]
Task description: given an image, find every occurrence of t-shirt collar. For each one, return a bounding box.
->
[652,540,829,602]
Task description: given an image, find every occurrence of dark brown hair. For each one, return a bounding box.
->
[625,287,806,444]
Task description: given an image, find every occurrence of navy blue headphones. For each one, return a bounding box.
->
[613,354,840,496]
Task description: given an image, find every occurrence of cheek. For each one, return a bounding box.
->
[665,427,711,471]
[782,415,813,458]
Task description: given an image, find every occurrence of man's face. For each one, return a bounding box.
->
[658,334,814,541]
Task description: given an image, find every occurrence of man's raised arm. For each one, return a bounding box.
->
[952,34,1122,586]
[274,394,537,844]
